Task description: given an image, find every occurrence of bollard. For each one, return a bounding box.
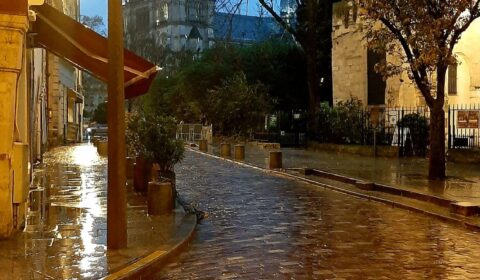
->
[234,144,245,160]
[126,157,135,180]
[97,140,108,157]
[148,181,173,215]
[199,139,208,152]
[134,157,148,192]
[92,137,100,147]
[220,143,231,157]
[269,151,282,169]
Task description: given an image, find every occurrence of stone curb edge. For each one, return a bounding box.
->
[102,212,198,280]
[188,148,480,231]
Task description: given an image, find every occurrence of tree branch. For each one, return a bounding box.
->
[379,17,434,107]
[258,0,297,36]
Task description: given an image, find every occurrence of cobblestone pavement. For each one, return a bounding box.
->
[156,151,480,279]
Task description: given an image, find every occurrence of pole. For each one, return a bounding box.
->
[107,0,127,249]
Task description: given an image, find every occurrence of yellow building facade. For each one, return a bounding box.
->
[0,0,83,239]
[0,2,30,238]
[333,16,480,108]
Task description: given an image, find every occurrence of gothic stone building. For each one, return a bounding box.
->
[123,0,215,53]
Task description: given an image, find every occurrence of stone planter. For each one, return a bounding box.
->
[156,169,176,207]
[147,181,173,215]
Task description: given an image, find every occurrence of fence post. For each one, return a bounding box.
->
[448,105,451,149]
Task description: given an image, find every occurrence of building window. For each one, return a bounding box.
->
[448,63,458,95]
[186,0,197,21]
[156,3,168,24]
[135,7,150,30]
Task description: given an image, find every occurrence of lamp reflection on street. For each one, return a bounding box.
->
[72,144,101,167]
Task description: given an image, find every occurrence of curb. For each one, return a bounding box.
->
[103,212,198,279]
[188,147,480,231]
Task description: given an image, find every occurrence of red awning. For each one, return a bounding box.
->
[30,4,159,99]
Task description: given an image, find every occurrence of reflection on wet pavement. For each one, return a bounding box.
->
[27,144,108,279]
[210,144,480,204]
[0,144,193,279]
[157,151,480,279]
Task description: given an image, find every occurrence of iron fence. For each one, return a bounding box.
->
[254,104,480,154]
[316,106,430,156]
[448,104,480,149]
[253,111,307,147]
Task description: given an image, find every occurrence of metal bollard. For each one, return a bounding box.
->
[269,151,282,169]
[97,140,108,157]
[234,144,245,160]
[147,181,173,215]
[199,139,208,152]
[220,143,231,157]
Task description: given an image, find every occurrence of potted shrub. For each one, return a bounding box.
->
[127,111,185,202]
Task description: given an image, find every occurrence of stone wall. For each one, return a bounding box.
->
[0,14,28,238]
[332,20,368,105]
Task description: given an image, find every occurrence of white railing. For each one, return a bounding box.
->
[176,123,213,143]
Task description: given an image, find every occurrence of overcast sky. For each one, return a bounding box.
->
[80,0,107,21]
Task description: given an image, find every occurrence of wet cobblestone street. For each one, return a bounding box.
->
[157,151,480,279]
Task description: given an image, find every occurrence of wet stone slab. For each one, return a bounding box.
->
[156,151,480,279]
[209,143,480,205]
[0,144,191,280]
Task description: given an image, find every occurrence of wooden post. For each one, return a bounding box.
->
[107,0,127,249]
[220,143,231,157]
[269,151,282,169]
[234,144,245,160]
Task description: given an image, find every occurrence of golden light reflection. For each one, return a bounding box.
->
[79,171,102,273]
[72,145,100,166]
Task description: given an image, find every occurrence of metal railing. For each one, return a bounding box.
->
[315,106,430,156]
[176,123,213,143]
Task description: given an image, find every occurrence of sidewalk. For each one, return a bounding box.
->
[0,144,196,280]
[205,142,480,218]
[233,143,480,205]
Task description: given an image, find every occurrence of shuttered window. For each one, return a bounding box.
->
[448,63,458,95]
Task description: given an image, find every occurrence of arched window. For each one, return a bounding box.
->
[448,62,458,95]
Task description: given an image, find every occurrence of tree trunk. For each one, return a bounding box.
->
[299,0,334,139]
[428,69,447,180]
[306,50,320,138]
[318,0,333,106]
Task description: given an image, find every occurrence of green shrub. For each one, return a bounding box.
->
[316,97,367,144]
[126,111,184,172]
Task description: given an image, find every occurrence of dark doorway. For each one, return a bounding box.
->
[367,50,386,105]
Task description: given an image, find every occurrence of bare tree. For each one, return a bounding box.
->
[361,0,480,179]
